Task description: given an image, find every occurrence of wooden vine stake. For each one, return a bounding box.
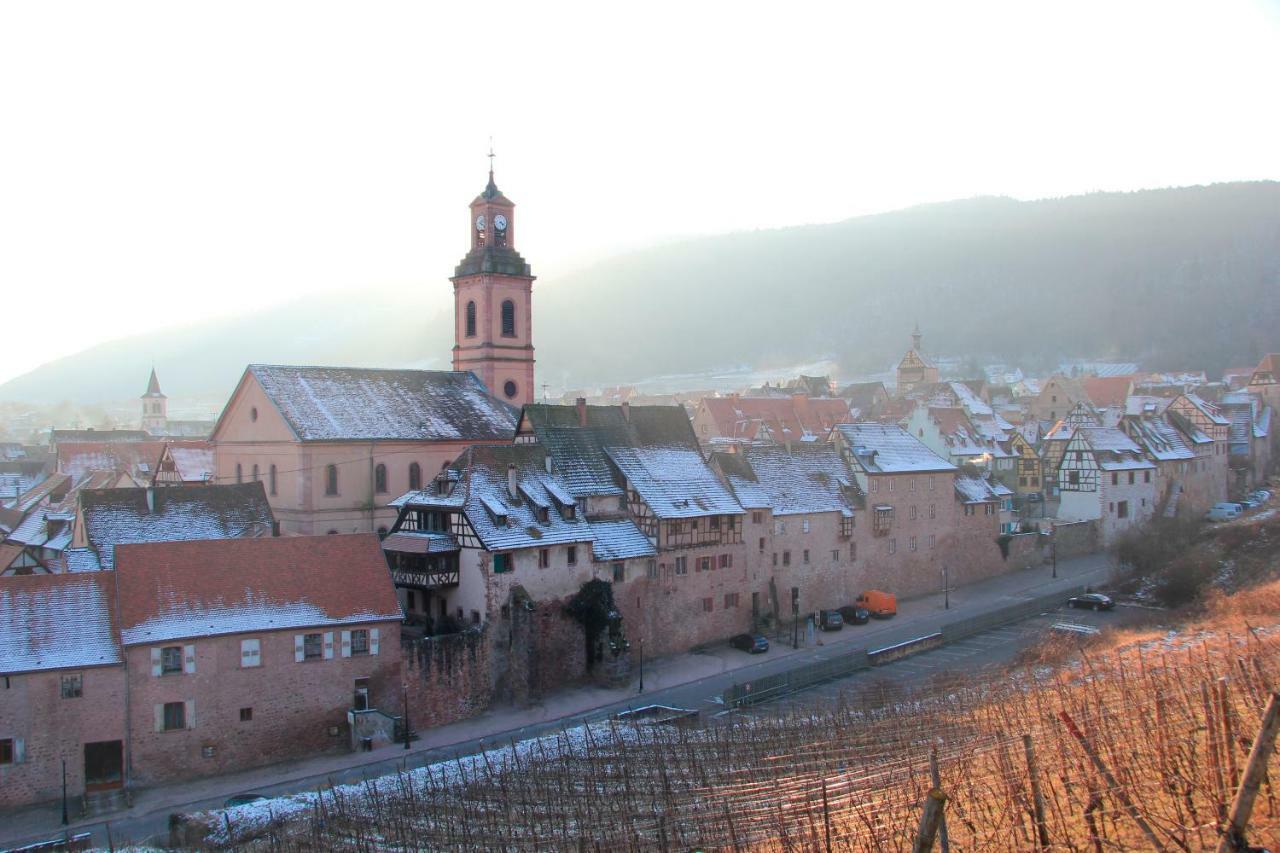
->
[912,789,948,853]
[1216,692,1280,853]
[1057,710,1164,851]
[1023,734,1050,850]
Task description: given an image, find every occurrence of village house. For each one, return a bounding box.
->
[903,403,1014,474]
[691,394,853,448]
[1122,396,1225,519]
[1247,354,1280,413]
[1029,374,1090,425]
[1055,426,1157,545]
[0,573,126,811]
[836,381,890,420]
[114,534,403,785]
[69,482,276,571]
[713,443,863,628]
[152,443,215,486]
[1220,392,1273,492]
[1166,392,1233,501]
[1007,430,1043,497]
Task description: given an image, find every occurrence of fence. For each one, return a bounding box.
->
[723,584,1084,708]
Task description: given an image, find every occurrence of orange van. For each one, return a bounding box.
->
[854,590,897,618]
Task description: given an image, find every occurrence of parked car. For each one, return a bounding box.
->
[1206,503,1243,522]
[730,633,769,654]
[855,589,897,618]
[1251,489,1271,503]
[224,794,268,808]
[1239,497,1259,509]
[1026,492,1044,502]
[838,605,871,625]
[818,609,844,631]
[1067,592,1115,611]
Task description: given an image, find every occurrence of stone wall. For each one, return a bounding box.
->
[402,627,493,727]
[1051,519,1099,559]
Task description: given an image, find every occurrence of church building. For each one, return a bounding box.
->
[210,163,534,534]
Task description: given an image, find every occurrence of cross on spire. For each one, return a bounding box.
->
[487,137,495,178]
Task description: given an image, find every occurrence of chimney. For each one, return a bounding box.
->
[145,486,155,514]
[507,463,519,499]
[575,397,587,427]
[621,401,631,423]
[544,455,553,474]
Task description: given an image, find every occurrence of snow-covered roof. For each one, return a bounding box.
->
[954,475,1000,503]
[1074,427,1156,471]
[835,423,955,474]
[115,534,402,645]
[588,519,657,562]
[81,483,276,570]
[167,446,216,482]
[727,444,859,517]
[243,365,518,442]
[454,445,595,551]
[1124,416,1193,461]
[1181,393,1230,426]
[0,573,121,674]
[63,548,103,573]
[605,446,744,519]
[380,531,459,554]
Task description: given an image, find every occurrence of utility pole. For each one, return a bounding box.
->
[402,682,411,751]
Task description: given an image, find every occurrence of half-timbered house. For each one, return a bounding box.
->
[1056,426,1156,545]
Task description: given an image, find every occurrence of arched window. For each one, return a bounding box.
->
[374,463,387,494]
[465,301,476,337]
[408,462,422,491]
[269,464,278,497]
[325,464,338,496]
[235,463,243,484]
[501,300,515,337]
[252,464,260,482]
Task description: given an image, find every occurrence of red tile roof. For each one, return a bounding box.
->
[114,534,402,645]
[0,572,121,674]
[1081,376,1135,409]
[701,396,853,442]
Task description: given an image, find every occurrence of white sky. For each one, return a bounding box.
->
[1,0,1278,386]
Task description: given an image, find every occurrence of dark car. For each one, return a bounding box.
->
[819,610,844,631]
[837,605,870,625]
[1067,592,1115,611]
[730,633,769,654]
[224,793,268,808]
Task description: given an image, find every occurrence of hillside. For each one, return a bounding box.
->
[4,182,1279,404]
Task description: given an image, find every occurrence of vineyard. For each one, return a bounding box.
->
[206,613,1280,850]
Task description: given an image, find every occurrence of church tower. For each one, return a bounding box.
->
[451,157,535,406]
[141,367,168,434]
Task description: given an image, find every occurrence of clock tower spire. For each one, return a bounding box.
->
[451,153,535,406]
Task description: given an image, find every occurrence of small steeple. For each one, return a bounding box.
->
[144,367,165,398]
[483,139,500,199]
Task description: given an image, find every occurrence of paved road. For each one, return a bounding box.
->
[2,555,1116,849]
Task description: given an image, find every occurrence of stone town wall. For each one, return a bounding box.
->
[402,627,493,728]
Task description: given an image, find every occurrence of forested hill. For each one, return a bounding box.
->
[536,181,1280,385]
[3,182,1278,404]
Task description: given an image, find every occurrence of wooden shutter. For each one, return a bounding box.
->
[240,639,260,667]
[13,738,24,763]
[150,648,162,677]
[154,704,164,732]
[183,644,196,674]
[369,628,380,656]
[323,632,335,660]
[185,699,196,729]
[294,635,305,663]
[340,631,352,657]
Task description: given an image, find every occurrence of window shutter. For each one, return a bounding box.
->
[294,635,305,663]
[185,699,196,729]
[13,738,24,763]
[183,644,196,674]
[369,628,379,656]
[323,632,335,660]
[340,631,352,658]
[241,639,260,667]
[150,648,162,677]
[154,704,164,732]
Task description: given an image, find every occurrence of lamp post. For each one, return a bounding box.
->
[943,566,950,610]
[61,759,68,826]
[637,637,644,693]
[1051,527,1058,579]
[402,682,411,751]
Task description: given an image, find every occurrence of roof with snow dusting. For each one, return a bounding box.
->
[0,573,121,674]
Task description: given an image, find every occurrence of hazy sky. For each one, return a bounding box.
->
[1,1,1278,386]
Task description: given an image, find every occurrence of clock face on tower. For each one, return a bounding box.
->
[493,214,507,231]
[475,214,486,231]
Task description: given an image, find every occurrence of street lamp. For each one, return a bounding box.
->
[402,682,411,751]
[1051,527,1058,579]
[61,759,68,826]
[943,566,950,610]
[637,637,644,694]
